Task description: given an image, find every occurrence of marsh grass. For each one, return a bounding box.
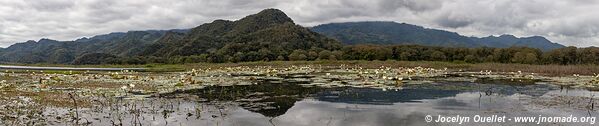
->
[5,60,598,76]
[179,61,599,76]
[4,70,84,75]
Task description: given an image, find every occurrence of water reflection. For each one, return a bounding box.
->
[316,88,462,104]
[43,82,599,126]
[315,82,557,105]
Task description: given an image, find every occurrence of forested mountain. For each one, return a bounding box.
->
[0,29,187,64]
[311,21,565,51]
[474,35,564,50]
[141,8,341,62]
[0,9,340,64]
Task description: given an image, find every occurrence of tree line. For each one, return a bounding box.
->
[78,45,599,65]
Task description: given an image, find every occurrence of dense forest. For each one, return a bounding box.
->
[94,45,598,65]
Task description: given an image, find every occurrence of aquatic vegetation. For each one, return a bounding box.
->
[2,65,599,125]
[0,80,8,89]
[0,96,45,125]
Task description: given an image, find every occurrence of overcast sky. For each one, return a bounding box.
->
[1,0,598,47]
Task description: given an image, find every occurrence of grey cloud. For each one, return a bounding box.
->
[434,12,474,28]
[378,0,442,12]
[26,0,74,11]
[0,0,598,47]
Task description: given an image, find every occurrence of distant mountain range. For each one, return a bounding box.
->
[0,9,340,64]
[0,9,566,64]
[311,21,564,50]
[0,29,188,64]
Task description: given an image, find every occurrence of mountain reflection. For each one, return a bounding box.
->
[162,81,555,118]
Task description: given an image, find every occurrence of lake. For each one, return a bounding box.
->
[1,66,598,126]
[41,82,599,126]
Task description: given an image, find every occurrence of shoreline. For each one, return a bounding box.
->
[0,65,146,71]
[3,60,598,76]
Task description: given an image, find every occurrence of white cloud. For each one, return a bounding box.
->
[0,0,598,47]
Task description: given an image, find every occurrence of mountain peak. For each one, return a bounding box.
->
[256,8,290,19]
[143,8,340,57]
[526,36,548,40]
[238,8,293,24]
[38,38,58,43]
[197,8,294,36]
[498,34,517,38]
[257,8,285,14]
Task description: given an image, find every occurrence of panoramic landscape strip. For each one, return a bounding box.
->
[1,1,599,126]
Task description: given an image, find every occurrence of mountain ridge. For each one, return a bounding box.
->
[141,8,341,60]
[311,21,565,50]
[0,10,568,64]
[0,29,188,63]
[0,8,341,64]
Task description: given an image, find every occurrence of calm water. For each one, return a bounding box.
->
[0,65,145,71]
[43,81,599,126]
